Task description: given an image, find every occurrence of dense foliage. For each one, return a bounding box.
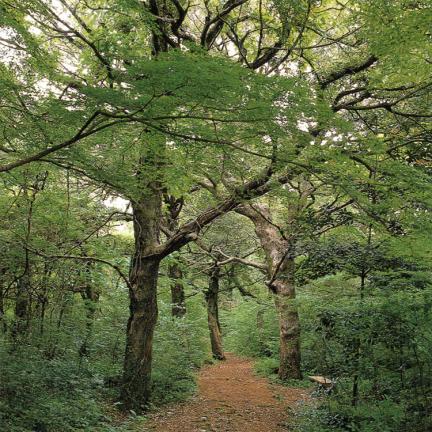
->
[224,231,432,431]
[0,0,431,430]
[0,270,209,431]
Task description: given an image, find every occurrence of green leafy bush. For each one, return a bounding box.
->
[221,298,279,359]
[294,280,432,432]
[0,342,103,432]
[150,300,209,405]
[254,357,280,377]
[0,284,210,431]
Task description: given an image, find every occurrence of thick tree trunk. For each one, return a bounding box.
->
[237,204,302,379]
[168,262,186,317]
[273,255,302,380]
[122,257,160,411]
[121,185,162,411]
[206,267,225,360]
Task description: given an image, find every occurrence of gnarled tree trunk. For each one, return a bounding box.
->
[273,253,301,380]
[206,266,225,360]
[121,185,162,411]
[237,204,302,379]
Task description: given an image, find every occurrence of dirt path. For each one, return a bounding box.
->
[144,353,309,432]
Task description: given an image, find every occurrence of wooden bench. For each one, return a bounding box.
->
[308,375,334,389]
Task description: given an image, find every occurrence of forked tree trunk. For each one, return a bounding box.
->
[206,266,225,360]
[121,186,162,411]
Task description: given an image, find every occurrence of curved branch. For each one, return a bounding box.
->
[320,55,378,89]
[0,113,128,173]
[26,248,131,290]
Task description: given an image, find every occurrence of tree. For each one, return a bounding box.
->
[1,0,431,412]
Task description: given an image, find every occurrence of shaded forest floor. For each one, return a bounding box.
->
[143,353,309,432]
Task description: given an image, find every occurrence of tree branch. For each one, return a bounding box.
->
[320,55,378,89]
[0,113,127,173]
[26,247,131,290]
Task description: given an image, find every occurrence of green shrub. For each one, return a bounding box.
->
[0,342,103,432]
[150,300,209,405]
[221,298,279,359]
[254,357,279,377]
[0,284,211,431]
[294,280,432,432]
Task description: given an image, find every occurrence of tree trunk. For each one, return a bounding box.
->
[168,262,186,317]
[14,184,36,337]
[79,280,100,358]
[206,266,225,360]
[0,269,6,333]
[237,204,302,379]
[273,255,302,380]
[165,196,186,318]
[121,185,162,411]
[13,271,30,336]
[122,257,160,411]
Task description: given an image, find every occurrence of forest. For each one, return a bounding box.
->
[0,0,431,431]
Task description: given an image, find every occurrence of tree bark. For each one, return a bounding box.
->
[166,196,186,318]
[13,271,30,336]
[206,266,225,360]
[168,262,186,317]
[121,186,162,411]
[79,266,100,358]
[273,254,302,380]
[237,204,302,379]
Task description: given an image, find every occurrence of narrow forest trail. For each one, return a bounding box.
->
[144,353,309,432]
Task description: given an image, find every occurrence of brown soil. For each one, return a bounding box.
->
[144,353,309,432]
